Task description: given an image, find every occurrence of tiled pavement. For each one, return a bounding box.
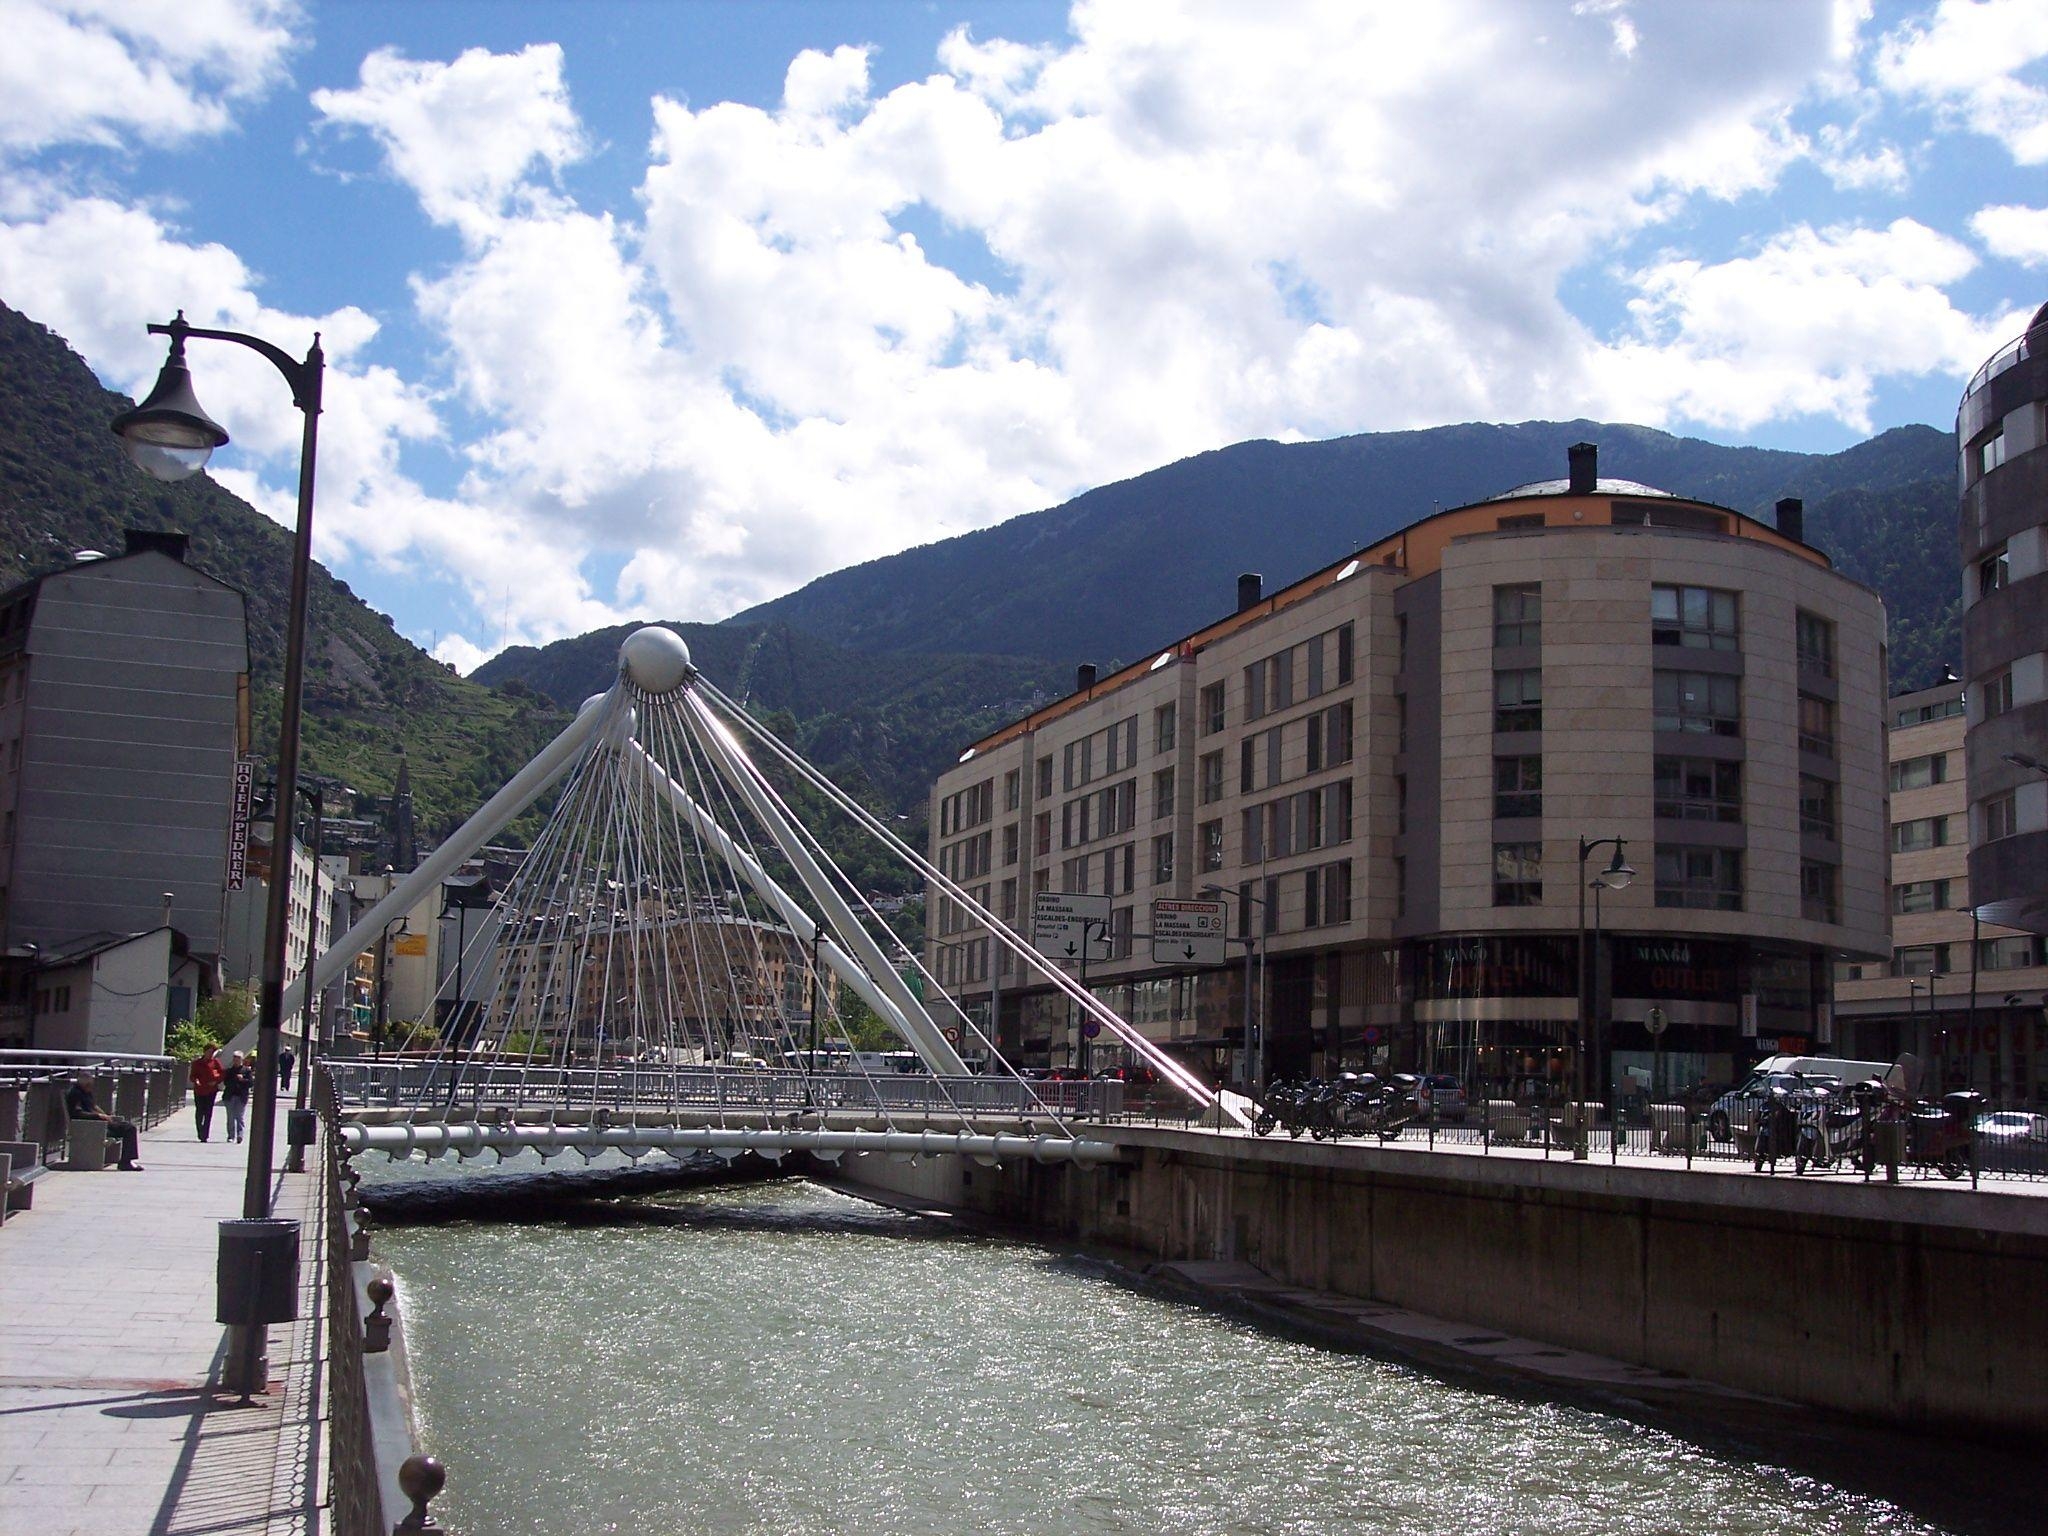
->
[0,1114,327,1536]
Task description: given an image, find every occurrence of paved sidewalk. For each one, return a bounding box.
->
[0,1113,327,1536]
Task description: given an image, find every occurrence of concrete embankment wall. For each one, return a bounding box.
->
[841,1130,2048,1444]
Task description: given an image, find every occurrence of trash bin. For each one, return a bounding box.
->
[286,1109,318,1147]
[1872,1121,1906,1180]
[217,1218,301,1325]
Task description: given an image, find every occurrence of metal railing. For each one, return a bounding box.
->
[0,1052,188,1159]
[320,1067,385,1536]
[329,1060,1124,1122]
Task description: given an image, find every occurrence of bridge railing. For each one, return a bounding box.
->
[329,1060,1124,1122]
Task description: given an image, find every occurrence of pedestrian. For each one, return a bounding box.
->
[277,1043,296,1091]
[65,1073,143,1170]
[222,1051,254,1143]
[190,1045,224,1142]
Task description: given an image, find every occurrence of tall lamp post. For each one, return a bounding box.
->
[1575,836,1635,1160]
[1202,883,1267,1091]
[113,312,323,1225]
[113,312,323,1400]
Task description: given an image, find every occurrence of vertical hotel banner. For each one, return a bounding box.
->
[227,755,256,891]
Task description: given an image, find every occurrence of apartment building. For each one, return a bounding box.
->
[1958,299,2048,940]
[1836,675,2048,1100]
[928,445,1889,1099]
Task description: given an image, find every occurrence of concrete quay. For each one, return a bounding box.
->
[848,1118,2048,1446]
[0,1116,327,1536]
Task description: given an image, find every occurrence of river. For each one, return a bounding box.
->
[371,1169,1961,1536]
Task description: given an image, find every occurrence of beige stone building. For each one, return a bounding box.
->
[929,444,1889,1100]
[1835,675,2048,1100]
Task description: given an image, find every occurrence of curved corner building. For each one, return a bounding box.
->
[928,443,1889,1099]
[1958,301,2048,937]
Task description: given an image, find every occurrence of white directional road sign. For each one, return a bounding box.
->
[1151,897,1227,966]
[1032,891,1113,963]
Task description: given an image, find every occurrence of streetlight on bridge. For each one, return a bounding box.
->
[1575,836,1634,1160]
[112,310,325,1395]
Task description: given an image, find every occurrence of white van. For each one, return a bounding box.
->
[1705,1055,1895,1141]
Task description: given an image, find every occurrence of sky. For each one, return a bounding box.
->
[3,1,2047,674]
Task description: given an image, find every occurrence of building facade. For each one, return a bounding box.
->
[0,531,247,956]
[929,445,1890,1102]
[1837,675,2048,1101]
[1957,300,2048,937]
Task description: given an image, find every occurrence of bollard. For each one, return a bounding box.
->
[395,1453,446,1533]
[350,1208,374,1263]
[364,1272,394,1353]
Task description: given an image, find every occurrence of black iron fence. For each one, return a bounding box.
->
[0,1052,187,1158]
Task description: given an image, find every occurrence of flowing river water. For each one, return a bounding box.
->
[371,1169,1970,1536]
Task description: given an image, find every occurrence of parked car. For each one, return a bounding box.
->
[1974,1110,2048,1173]
[1421,1074,1468,1122]
[1707,1071,1843,1142]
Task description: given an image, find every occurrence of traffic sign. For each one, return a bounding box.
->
[1031,891,1112,963]
[1150,897,1227,965]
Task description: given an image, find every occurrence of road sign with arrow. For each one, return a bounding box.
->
[1150,897,1227,966]
[1032,890,1112,962]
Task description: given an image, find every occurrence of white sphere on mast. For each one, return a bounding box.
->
[618,626,693,695]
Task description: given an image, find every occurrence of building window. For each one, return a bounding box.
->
[1036,756,1053,799]
[1655,847,1742,911]
[1494,668,1542,733]
[1002,823,1019,866]
[1306,700,1353,773]
[1034,812,1051,858]
[1893,879,1951,915]
[1153,767,1175,820]
[1981,935,2045,971]
[1201,683,1226,735]
[1493,583,1542,648]
[1893,815,1948,853]
[1800,859,1839,924]
[1493,755,1542,819]
[1655,671,1740,736]
[1003,769,1020,812]
[1155,703,1177,755]
[1796,692,1834,757]
[1394,856,1407,918]
[1982,790,2019,842]
[1799,774,1837,839]
[1984,670,2014,718]
[1493,842,1543,906]
[1891,944,1950,977]
[1652,584,1739,650]
[1152,834,1174,885]
[1795,610,1834,678]
[1395,774,1407,835]
[1653,756,1741,822]
[1199,751,1224,805]
[1000,878,1017,920]
[1200,820,1224,872]
[1979,546,2010,598]
[1890,754,1948,791]
[1895,694,1966,727]
[1335,623,1354,686]
[1982,432,2007,476]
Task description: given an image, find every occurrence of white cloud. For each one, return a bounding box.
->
[0,0,297,153]
[1877,0,2048,164]
[5,2,2029,669]
[1603,218,2001,430]
[311,44,587,239]
[1973,202,2048,266]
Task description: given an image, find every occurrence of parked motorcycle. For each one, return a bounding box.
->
[1906,1090,1983,1180]
[1792,1081,1865,1174]
[1752,1085,1802,1173]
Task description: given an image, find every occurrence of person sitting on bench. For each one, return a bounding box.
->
[65,1075,142,1171]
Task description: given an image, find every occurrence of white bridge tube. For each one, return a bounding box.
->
[683,691,971,1076]
[626,740,936,1063]
[263,694,613,1048]
[340,1120,1119,1165]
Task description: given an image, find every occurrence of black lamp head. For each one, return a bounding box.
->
[110,314,230,482]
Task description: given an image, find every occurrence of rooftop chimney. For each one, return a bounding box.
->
[1076,663,1097,692]
[1774,497,1804,544]
[124,528,189,563]
[1237,572,1263,612]
[1567,442,1598,496]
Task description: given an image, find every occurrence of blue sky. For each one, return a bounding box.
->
[4,1,2047,670]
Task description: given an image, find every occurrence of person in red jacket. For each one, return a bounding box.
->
[189,1045,224,1142]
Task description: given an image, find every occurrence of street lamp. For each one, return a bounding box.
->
[1575,836,1635,1159]
[1202,883,1267,1091]
[284,784,324,1174]
[114,312,324,1401]
[113,311,323,1230]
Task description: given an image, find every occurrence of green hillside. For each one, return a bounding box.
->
[0,300,568,841]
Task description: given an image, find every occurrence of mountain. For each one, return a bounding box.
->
[724,419,1961,690]
[0,300,568,841]
[475,620,1064,811]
